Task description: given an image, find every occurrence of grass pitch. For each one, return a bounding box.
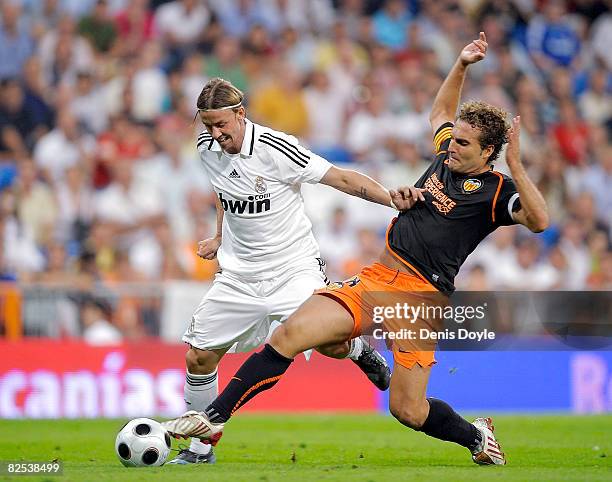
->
[1,414,610,482]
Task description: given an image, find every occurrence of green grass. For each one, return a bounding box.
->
[1,414,610,482]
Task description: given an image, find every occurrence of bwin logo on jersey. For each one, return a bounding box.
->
[218,192,271,214]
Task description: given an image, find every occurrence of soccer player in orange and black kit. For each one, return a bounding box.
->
[162,33,549,466]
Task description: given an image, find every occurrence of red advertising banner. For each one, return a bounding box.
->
[0,340,377,418]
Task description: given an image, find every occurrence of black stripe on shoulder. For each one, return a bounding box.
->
[249,124,255,155]
[259,138,307,168]
[197,132,212,149]
[208,137,214,149]
[260,133,310,163]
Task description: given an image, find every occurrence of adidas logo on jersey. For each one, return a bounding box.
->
[218,192,271,214]
[228,169,240,179]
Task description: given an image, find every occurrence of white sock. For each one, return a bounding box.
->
[184,370,218,455]
[347,337,364,360]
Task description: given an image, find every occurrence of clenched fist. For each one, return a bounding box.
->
[197,236,221,260]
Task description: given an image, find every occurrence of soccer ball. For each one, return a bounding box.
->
[114,418,171,467]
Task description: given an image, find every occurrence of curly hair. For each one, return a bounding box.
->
[457,101,510,163]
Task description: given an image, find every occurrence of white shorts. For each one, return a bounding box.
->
[182,260,327,353]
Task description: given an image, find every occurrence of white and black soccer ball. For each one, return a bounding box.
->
[115,418,171,467]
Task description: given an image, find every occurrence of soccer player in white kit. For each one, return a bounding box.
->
[169,78,401,464]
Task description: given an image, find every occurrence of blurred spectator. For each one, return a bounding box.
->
[0,2,34,80]
[94,115,151,187]
[21,57,55,132]
[462,226,517,289]
[371,0,411,51]
[179,217,218,281]
[250,62,308,137]
[205,37,248,92]
[154,0,211,69]
[335,0,368,39]
[134,133,210,241]
[256,0,336,35]
[0,189,44,277]
[115,0,156,57]
[131,41,168,121]
[77,0,118,54]
[345,86,394,164]
[577,143,612,231]
[180,52,208,105]
[210,0,271,38]
[15,159,58,247]
[536,151,569,225]
[55,165,95,245]
[587,250,612,289]
[303,69,348,153]
[590,8,612,70]
[558,217,590,289]
[93,159,165,278]
[497,238,561,290]
[0,78,48,159]
[527,0,581,70]
[38,15,95,87]
[461,264,491,291]
[550,100,590,166]
[579,68,612,125]
[81,297,122,345]
[379,140,430,188]
[33,108,95,183]
[316,206,357,281]
[341,227,380,278]
[27,0,66,40]
[69,70,108,134]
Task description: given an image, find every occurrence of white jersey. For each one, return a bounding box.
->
[196,119,333,279]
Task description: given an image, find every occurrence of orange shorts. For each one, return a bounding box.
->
[315,263,446,369]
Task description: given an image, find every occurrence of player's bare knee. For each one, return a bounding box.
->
[185,348,219,375]
[389,400,428,430]
[270,324,302,357]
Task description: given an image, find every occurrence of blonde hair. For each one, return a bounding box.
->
[197,78,244,111]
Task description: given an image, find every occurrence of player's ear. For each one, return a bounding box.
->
[482,145,494,161]
[236,106,246,121]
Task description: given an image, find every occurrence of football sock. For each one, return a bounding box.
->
[184,370,217,455]
[205,344,293,423]
[346,337,364,360]
[418,398,482,451]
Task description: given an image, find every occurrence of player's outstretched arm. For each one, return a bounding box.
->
[429,32,488,135]
[505,116,549,233]
[319,166,420,210]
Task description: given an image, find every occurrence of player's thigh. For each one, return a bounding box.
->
[183,276,268,351]
[270,294,355,358]
[388,362,431,424]
[268,269,326,319]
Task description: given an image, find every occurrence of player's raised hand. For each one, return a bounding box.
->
[197,237,221,260]
[390,186,426,211]
[505,115,521,167]
[459,32,487,66]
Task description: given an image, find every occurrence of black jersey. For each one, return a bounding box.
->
[387,122,521,294]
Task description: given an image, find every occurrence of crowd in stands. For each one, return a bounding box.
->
[0,0,610,338]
